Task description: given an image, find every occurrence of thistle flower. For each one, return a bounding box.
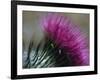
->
[41,13,89,66]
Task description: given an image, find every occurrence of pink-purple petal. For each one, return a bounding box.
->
[41,13,89,66]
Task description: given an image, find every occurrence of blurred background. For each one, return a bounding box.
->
[22,11,89,51]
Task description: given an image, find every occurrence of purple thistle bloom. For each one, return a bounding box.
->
[41,13,89,66]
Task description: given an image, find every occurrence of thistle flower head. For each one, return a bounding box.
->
[41,13,89,66]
